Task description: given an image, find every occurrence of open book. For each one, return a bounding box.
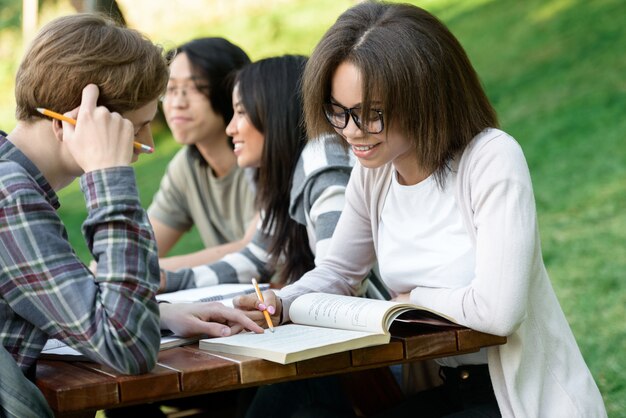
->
[199,292,459,364]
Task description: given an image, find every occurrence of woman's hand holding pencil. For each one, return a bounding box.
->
[252,278,275,333]
[233,279,281,332]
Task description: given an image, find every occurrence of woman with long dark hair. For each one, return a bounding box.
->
[161,55,354,291]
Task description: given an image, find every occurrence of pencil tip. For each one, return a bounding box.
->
[36,107,44,113]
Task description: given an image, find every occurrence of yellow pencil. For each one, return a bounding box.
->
[252,278,274,333]
[36,108,154,154]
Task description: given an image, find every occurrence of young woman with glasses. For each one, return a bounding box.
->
[236,2,606,417]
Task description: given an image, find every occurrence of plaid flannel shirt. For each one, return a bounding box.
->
[0,133,160,377]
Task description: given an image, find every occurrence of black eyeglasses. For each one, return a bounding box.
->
[323,102,384,134]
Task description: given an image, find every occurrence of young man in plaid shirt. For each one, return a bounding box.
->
[0,15,261,414]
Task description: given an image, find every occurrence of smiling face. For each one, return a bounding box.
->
[225,84,265,168]
[162,53,227,147]
[330,61,421,184]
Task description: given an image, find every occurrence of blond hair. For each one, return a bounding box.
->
[15,14,168,121]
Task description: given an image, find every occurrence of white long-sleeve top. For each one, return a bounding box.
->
[278,129,606,417]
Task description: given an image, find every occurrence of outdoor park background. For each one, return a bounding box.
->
[1,0,624,415]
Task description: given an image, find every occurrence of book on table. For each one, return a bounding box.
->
[41,333,200,360]
[155,282,269,306]
[42,283,270,360]
[199,292,460,364]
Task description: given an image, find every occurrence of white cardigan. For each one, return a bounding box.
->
[279,129,606,417]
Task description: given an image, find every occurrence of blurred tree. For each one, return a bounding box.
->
[69,0,126,25]
[22,0,38,43]
[1,0,21,31]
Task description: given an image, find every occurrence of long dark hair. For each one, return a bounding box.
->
[302,1,498,186]
[235,55,313,284]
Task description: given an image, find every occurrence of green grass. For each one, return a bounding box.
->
[2,0,624,415]
[55,121,205,259]
[440,2,626,414]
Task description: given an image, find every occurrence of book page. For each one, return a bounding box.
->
[156,283,268,304]
[393,309,460,327]
[200,323,389,364]
[289,293,399,334]
[41,334,197,360]
[159,334,200,350]
[41,339,85,358]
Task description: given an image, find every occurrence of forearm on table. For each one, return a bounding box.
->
[159,239,247,270]
[158,217,259,271]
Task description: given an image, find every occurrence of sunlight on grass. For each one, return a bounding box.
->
[118,0,292,38]
[531,0,576,22]
[418,0,495,21]
[117,0,356,60]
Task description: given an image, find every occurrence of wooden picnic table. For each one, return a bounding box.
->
[36,325,506,417]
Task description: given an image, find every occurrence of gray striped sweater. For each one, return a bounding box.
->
[163,135,354,291]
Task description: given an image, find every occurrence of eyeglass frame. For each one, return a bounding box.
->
[323,102,385,134]
[160,82,210,102]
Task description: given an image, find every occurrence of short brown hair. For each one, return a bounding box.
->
[302,1,498,184]
[15,14,169,121]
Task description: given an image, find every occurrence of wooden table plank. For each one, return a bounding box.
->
[200,348,297,384]
[157,346,239,393]
[36,360,118,413]
[456,328,507,352]
[390,324,460,360]
[350,340,404,367]
[296,351,351,375]
[76,362,180,403]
